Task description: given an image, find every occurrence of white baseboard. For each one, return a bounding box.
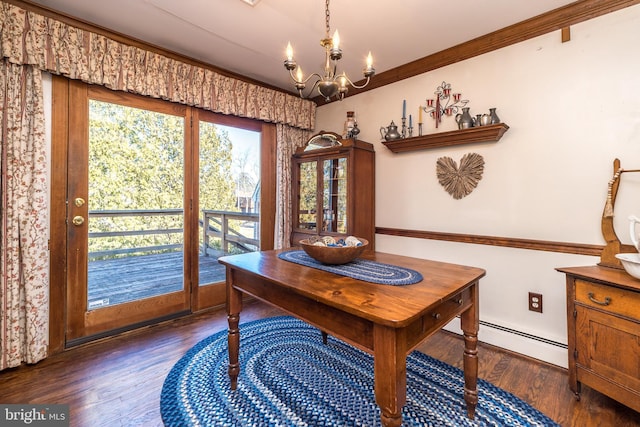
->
[442,319,568,369]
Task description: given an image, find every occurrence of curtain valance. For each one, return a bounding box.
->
[0,1,315,130]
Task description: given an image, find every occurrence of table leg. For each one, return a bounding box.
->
[226,269,243,390]
[461,282,479,419]
[373,325,406,427]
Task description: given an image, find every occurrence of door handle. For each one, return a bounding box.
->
[72,216,85,226]
[74,197,85,207]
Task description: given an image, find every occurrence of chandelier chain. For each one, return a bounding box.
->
[325,0,331,39]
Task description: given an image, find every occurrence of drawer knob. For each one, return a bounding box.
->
[588,292,611,306]
[433,313,441,320]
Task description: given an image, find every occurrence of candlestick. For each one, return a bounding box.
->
[418,123,423,136]
[421,82,469,129]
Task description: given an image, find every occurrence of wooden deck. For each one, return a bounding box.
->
[85,208,259,308]
[87,251,226,308]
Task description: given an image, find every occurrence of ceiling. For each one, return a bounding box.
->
[28,0,578,95]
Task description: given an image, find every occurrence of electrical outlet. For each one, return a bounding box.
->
[528,292,543,313]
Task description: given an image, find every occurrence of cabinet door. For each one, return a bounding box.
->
[322,157,348,233]
[575,305,640,392]
[298,160,318,231]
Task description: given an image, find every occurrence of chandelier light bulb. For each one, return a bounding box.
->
[296,67,303,82]
[329,29,342,61]
[332,30,340,50]
[363,51,375,77]
[286,42,294,61]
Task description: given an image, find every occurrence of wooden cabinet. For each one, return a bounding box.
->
[291,133,375,250]
[557,265,640,413]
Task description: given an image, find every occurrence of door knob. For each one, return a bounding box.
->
[74,197,85,207]
[72,216,85,226]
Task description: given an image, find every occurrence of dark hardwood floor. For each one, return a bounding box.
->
[1,300,638,426]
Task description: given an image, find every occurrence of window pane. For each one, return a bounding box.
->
[323,158,348,233]
[298,161,318,231]
[87,100,185,309]
[199,123,261,286]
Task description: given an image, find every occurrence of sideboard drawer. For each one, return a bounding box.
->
[575,279,640,321]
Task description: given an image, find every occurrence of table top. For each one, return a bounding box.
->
[219,249,485,328]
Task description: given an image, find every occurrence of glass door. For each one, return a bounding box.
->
[194,110,262,310]
[56,79,276,346]
[63,82,269,343]
[66,84,191,344]
[297,160,318,232]
[294,156,348,235]
[86,100,187,309]
[322,157,348,233]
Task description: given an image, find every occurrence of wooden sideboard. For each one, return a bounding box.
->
[556,265,640,413]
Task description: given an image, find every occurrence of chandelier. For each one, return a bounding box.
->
[283,0,375,101]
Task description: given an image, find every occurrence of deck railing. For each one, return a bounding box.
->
[88,208,259,260]
[202,209,259,255]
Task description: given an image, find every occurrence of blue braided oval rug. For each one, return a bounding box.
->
[160,316,558,427]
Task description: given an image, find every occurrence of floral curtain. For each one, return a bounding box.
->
[0,60,48,370]
[274,124,312,249]
[0,1,315,130]
[0,0,316,369]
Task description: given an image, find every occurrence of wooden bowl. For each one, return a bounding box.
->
[298,238,369,265]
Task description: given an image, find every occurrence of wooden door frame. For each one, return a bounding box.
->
[49,75,69,354]
[65,82,193,343]
[191,109,274,311]
[49,75,277,352]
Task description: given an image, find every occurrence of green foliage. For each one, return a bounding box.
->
[88,100,240,257]
[199,122,236,211]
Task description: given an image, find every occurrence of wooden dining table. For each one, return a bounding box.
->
[219,249,485,427]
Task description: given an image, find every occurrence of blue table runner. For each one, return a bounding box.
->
[278,250,423,286]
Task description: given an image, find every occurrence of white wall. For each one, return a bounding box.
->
[314,5,640,367]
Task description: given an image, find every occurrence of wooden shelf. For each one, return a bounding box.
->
[381,123,509,153]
